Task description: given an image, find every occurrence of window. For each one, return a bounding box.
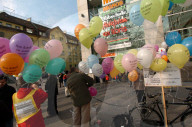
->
[60,37,63,41]
[0,22,2,25]
[15,26,20,29]
[51,35,55,39]
[6,23,12,27]
[70,64,72,68]
[39,31,42,35]
[62,51,65,55]
[42,40,46,46]
[26,28,33,33]
[0,32,4,37]
[69,58,72,62]
[42,33,46,37]
[68,52,71,56]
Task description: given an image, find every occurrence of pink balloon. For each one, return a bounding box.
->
[142,44,156,57]
[24,46,39,63]
[154,45,159,52]
[44,39,63,59]
[88,87,97,96]
[122,53,137,72]
[102,57,114,74]
[155,54,161,59]
[94,38,108,57]
[0,37,11,57]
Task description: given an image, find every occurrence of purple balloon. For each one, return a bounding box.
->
[0,37,11,57]
[161,51,167,56]
[88,87,97,96]
[102,57,114,74]
[10,33,33,59]
[100,72,106,79]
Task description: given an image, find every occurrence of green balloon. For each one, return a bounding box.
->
[171,0,186,3]
[114,54,125,73]
[160,0,169,16]
[60,61,66,73]
[29,49,50,68]
[140,0,162,23]
[89,16,103,38]
[79,28,93,49]
[45,58,65,75]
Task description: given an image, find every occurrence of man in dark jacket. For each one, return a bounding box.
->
[67,67,94,127]
[0,74,16,127]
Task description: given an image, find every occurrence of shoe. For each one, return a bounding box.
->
[66,95,70,97]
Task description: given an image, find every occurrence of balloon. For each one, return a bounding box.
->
[89,16,103,38]
[78,61,89,73]
[154,45,159,52]
[29,49,50,68]
[94,38,108,57]
[100,72,106,79]
[161,51,167,56]
[114,54,125,73]
[45,58,65,75]
[0,68,3,74]
[0,37,11,57]
[150,59,167,72]
[128,70,138,82]
[137,48,154,68]
[74,24,86,40]
[142,44,156,57]
[23,64,42,83]
[88,87,97,96]
[60,62,66,73]
[9,33,33,58]
[87,55,99,68]
[179,0,192,7]
[127,49,138,56]
[23,62,28,71]
[102,57,114,74]
[0,53,24,75]
[160,0,169,16]
[168,0,174,10]
[110,66,120,78]
[140,0,162,23]
[155,54,162,59]
[162,55,168,62]
[25,46,39,63]
[129,4,144,26]
[181,37,192,56]
[79,28,93,49]
[161,42,168,49]
[165,31,182,47]
[167,44,190,68]
[137,63,143,70]
[122,53,137,72]
[171,0,186,3]
[44,39,63,59]
[92,63,103,77]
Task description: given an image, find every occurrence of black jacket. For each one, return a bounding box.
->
[67,73,94,107]
[0,84,16,123]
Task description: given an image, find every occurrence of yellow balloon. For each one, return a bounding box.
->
[167,44,190,68]
[89,16,103,38]
[79,28,93,49]
[150,58,167,72]
[159,0,169,16]
[137,63,143,70]
[127,49,138,56]
[114,54,125,73]
[110,66,120,78]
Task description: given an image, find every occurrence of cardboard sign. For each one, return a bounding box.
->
[143,63,182,86]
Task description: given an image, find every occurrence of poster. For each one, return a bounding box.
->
[143,63,182,86]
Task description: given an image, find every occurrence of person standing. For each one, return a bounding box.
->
[58,73,64,88]
[0,74,16,127]
[67,67,94,127]
[63,71,70,97]
[45,74,58,117]
[12,75,47,127]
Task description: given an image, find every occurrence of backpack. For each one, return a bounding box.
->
[63,74,67,80]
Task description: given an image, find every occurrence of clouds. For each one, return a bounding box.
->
[52,13,79,36]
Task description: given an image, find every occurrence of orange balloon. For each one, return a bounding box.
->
[74,24,86,40]
[161,55,168,62]
[0,53,24,75]
[110,66,120,78]
[128,70,138,82]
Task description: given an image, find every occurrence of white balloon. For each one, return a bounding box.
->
[78,61,89,73]
[137,48,154,68]
[92,63,103,77]
[161,42,168,49]
[179,0,192,7]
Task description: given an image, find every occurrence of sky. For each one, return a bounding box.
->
[0,0,79,35]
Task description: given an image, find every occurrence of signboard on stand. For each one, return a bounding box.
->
[143,63,182,86]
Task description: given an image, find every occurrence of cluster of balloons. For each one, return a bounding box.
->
[74,16,103,49]
[0,33,66,83]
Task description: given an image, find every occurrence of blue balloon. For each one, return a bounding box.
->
[87,55,99,68]
[168,1,174,10]
[129,4,144,26]
[165,31,182,47]
[23,64,42,83]
[23,63,28,71]
[182,37,192,56]
[45,58,65,75]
